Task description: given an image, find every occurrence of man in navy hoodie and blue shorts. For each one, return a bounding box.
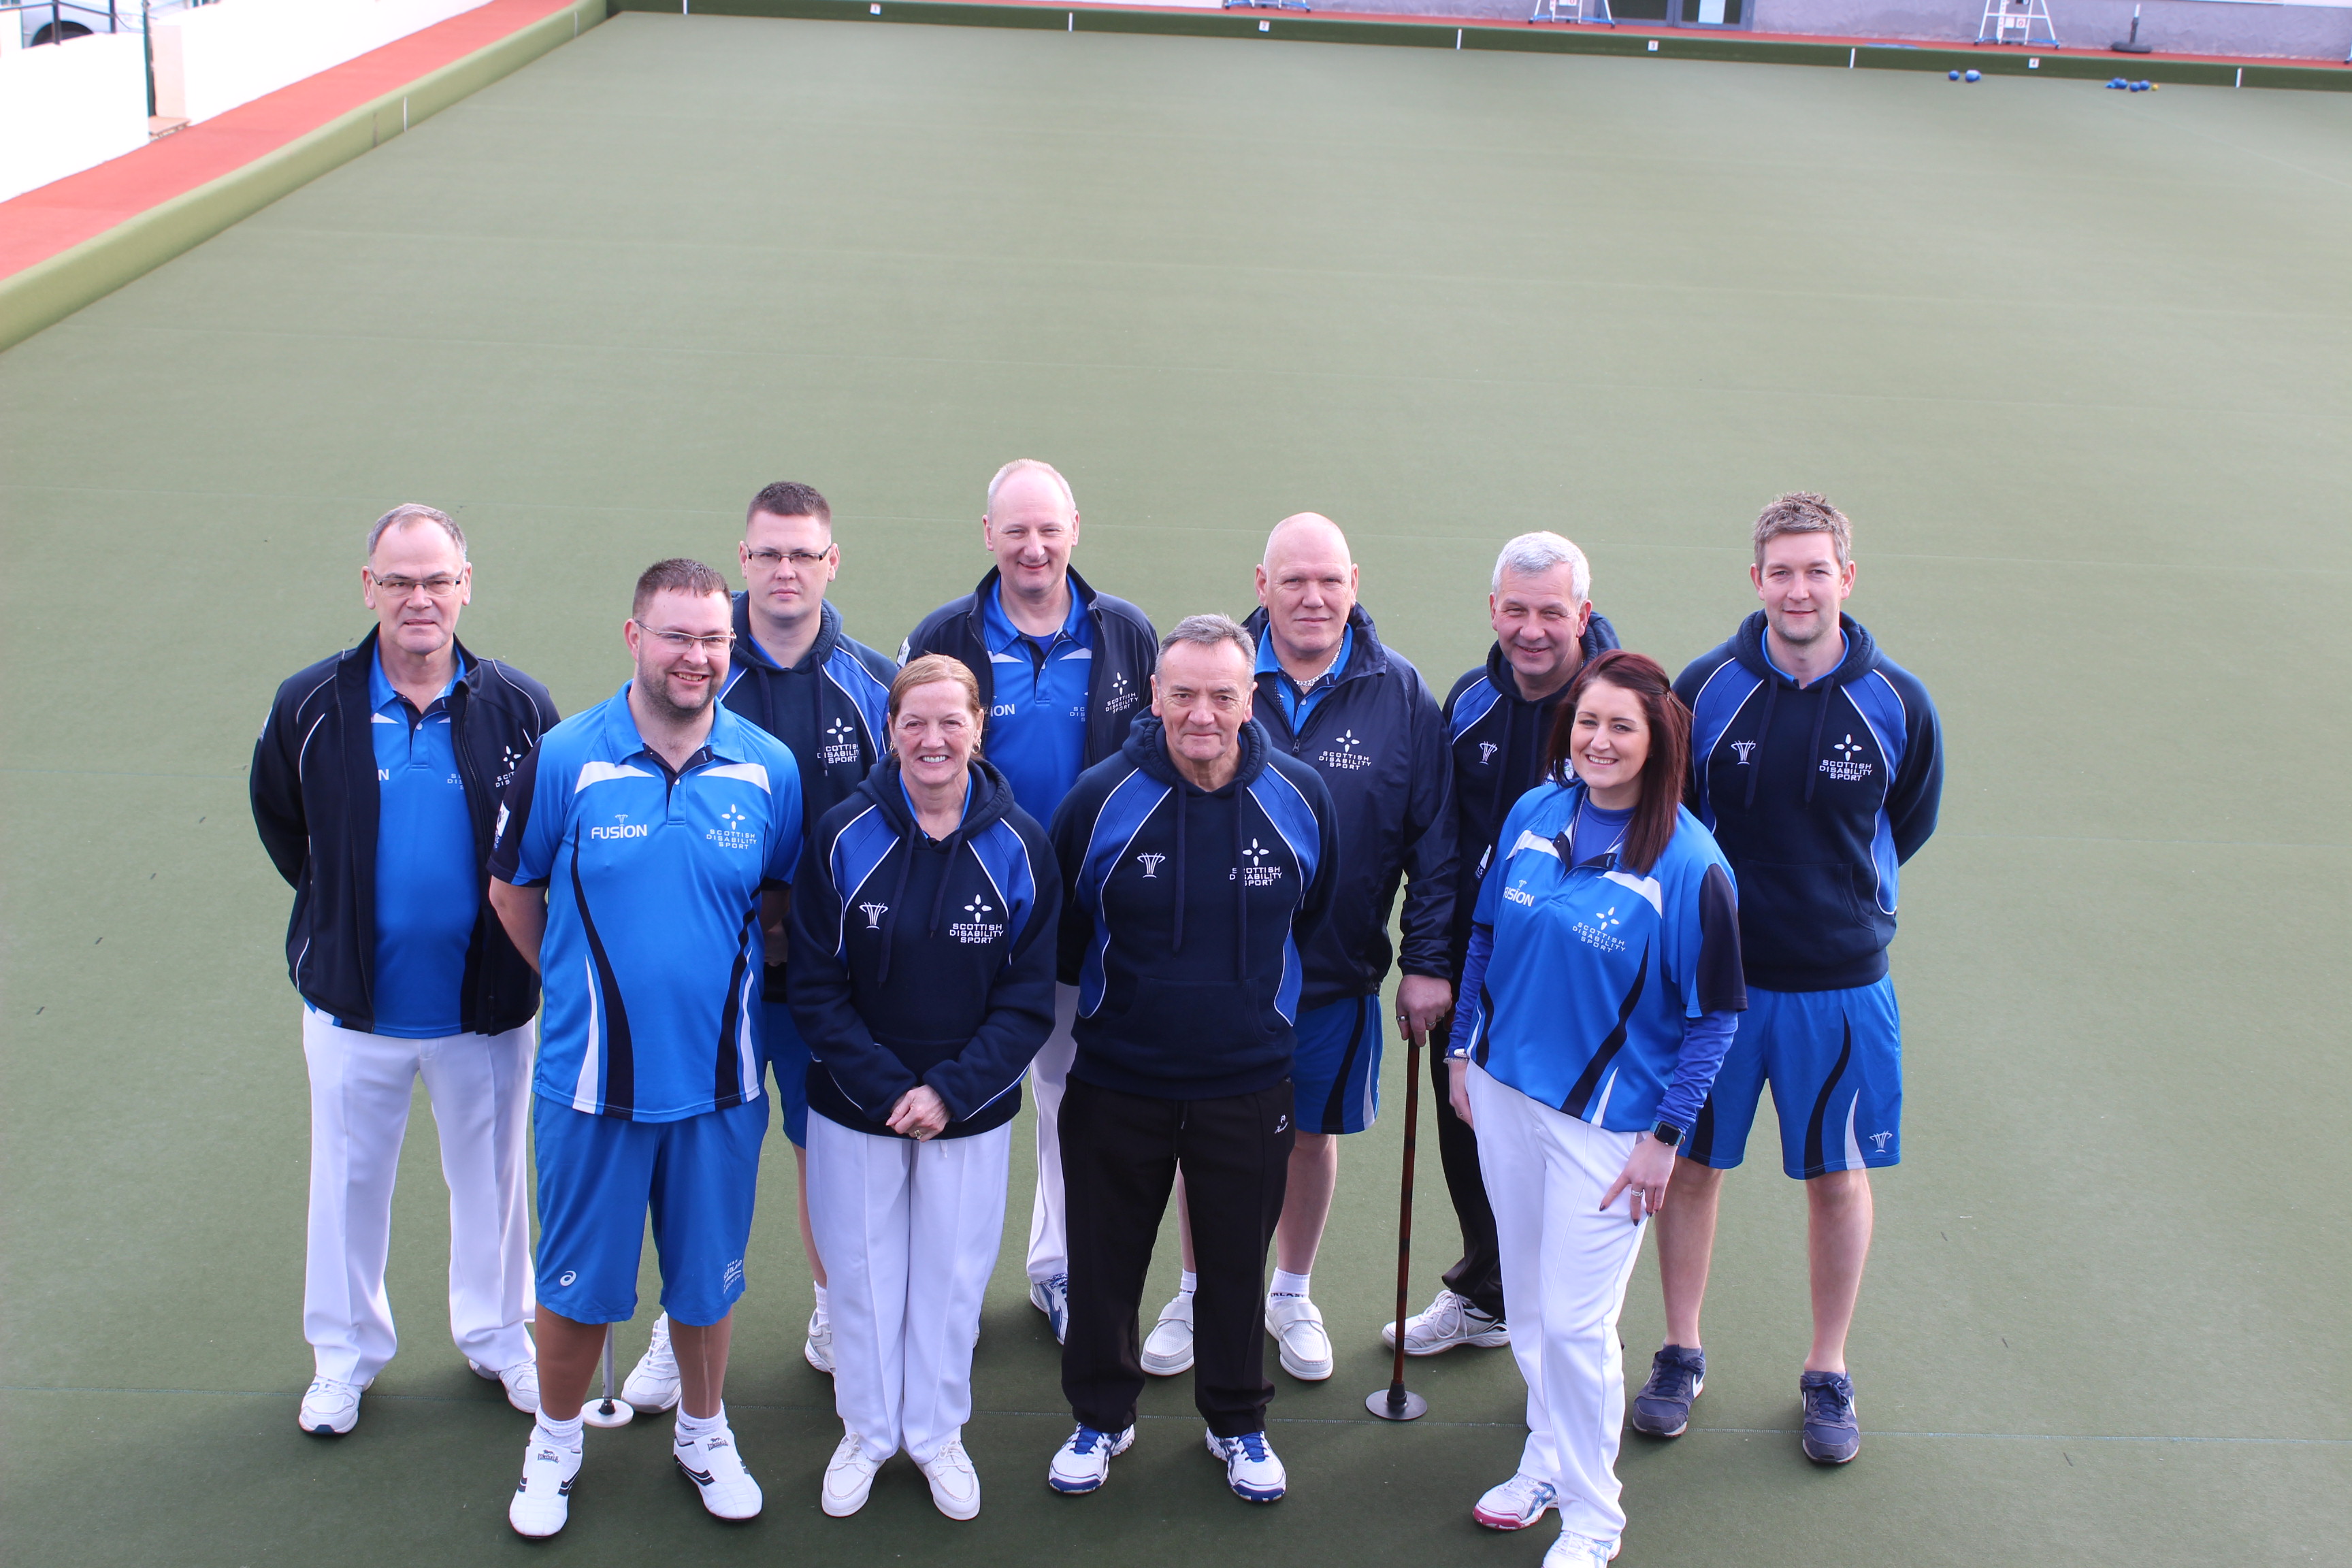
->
[1637,493,1943,1466]
[1043,615,1337,1505]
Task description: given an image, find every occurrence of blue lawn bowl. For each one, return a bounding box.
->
[2108,76,2129,88]
[2132,78,2151,91]
[1948,68,1961,80]
[1964,69,1981,82]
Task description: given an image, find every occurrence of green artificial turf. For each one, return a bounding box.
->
[2,15,2345,1567]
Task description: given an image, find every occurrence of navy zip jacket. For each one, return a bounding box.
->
[1241,604,1454,1011]
[1676,611,1943,992]
[1049,715,1339,1102]
[899,566,1157,772]
[1441,614,1622,973]
[720,594,894,830]
[788,755,1060,1140]
[251,627,557,1036]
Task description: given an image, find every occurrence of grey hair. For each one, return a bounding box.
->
[1159,612,1256,667]
[366,503,468,561]
[1490,531,1589,603]
[985,457,1077,519]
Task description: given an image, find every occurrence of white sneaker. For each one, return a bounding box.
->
[297,1376,363,1437]
[1205,1427,1286,1503]
[508,1431,582,1538]
[674,1425,762,1520]
[804,1303,834,1375]
[1046,1423,1133,1494]
[821,1431,885,1517]
[1473,1470,1558,1530]
[1264,1294,1334,1381]
[1028,1273,1070,1343]
[622,1315,680,1411]
[1141,1291,1195,1376]
[1542,1529,1621,1567]
[1384,1288,1510,1356]
[470,1356,541,1414]
[917,1437,981,1520]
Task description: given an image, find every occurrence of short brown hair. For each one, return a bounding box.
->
[890,655,985,738]
[632,558,730,621]
[747,480,830,527]
[1752,491,1851,567]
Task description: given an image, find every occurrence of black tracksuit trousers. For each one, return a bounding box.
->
[1059,1075,1294,1437]
[1432,1052,1507,1320]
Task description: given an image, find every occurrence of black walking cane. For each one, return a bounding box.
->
[1366,1007,1429,1421]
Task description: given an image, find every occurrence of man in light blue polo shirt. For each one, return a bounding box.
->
[979,541,1094,815]
[487,559,802,1539]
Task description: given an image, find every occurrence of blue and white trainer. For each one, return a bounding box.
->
[1628,1344,1705,1437]
[1542,1528,1620,1567]
[297,1376,363,1437]
[675,1425,763,1520]
[1472,1470,1557,1530]
[509,1431,583,1538]
[1029,1273,1071,1345]
[1799,1369,1861,1464]
[1047,1423,1133,1494]
[1205,1428,1286,1503]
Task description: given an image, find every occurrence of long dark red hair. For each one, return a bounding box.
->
[1542,649,1692,875]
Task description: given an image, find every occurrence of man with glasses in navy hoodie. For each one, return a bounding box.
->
[1636,493,1942,1467]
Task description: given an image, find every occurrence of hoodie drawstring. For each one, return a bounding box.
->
[873,842,916,985]
[1744,679,1780,811]
[1234,791,1249,978]
[1171,785,1188,954]
[1801,683,1834,805]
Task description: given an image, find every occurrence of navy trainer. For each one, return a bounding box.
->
[1627,1345,1705,1437]
[1799,1369,1861,1464]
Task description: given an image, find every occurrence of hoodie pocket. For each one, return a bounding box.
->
[1109,976,1280,1081]
[1730,859,1890,974]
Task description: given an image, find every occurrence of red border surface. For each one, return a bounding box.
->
[0,0,580,282]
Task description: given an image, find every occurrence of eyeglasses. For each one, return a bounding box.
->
[368,571,465,598]
[638,626,736,653]
[745,547,834,570]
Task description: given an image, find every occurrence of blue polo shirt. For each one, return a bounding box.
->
[981,581,1092,819]
[1256,624,1354,729]
[489,686,803,1122]
[366,649,475,1039]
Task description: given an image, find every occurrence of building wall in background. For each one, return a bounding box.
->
[154,0,494,122]
[0,31,150,204]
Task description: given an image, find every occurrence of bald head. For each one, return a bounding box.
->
[1255,511,1359,674]
[981,458,1080,614]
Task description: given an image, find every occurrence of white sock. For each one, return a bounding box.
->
[1178,1271,1198,1296]
[675,1404,725,1444]
[535,1412,585,1449]
[1270,1269,1311,1300]
[813,1283,830,1316]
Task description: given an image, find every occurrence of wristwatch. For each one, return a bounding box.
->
[1650,1120,1684,1147]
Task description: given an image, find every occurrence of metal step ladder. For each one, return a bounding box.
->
[1976,0,2059,47]
[1530,0,1614,24]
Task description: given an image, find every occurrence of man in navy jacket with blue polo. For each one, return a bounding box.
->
[1639,493,1943,1467]
[251,504,557,1440]
[898,459,1158,1341]
[1143,514,1454,1386]
[624,480,895,1402]
[1388,531,1620,1360]
[1043,615,1338,1506]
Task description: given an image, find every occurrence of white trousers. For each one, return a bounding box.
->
[1023,982,1080,1286]
[806,1113,1011,1464]
[301,1007,536,1386]
[1469,1064,1648,1546]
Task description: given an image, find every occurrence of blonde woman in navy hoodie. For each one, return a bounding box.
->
[788,655,1060,1523]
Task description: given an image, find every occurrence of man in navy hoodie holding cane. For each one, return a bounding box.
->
[1638,493,1942,1467]
[1042,614,1338,1506]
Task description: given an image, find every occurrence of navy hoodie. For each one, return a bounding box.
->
[1676,611,1943,992]
[787,756,1060,1140]
[1440,612,1622,973]
[1049,715,1339,1102]
[1241,604,1456,1011]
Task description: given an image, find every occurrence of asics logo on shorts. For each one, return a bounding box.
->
[557,1270,577,1286]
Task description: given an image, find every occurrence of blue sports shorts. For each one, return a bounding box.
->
[1683,978,1902,1180]
[1291,994,1384,1135]
[532,1094,768,1326]
[762,998,810,1149]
